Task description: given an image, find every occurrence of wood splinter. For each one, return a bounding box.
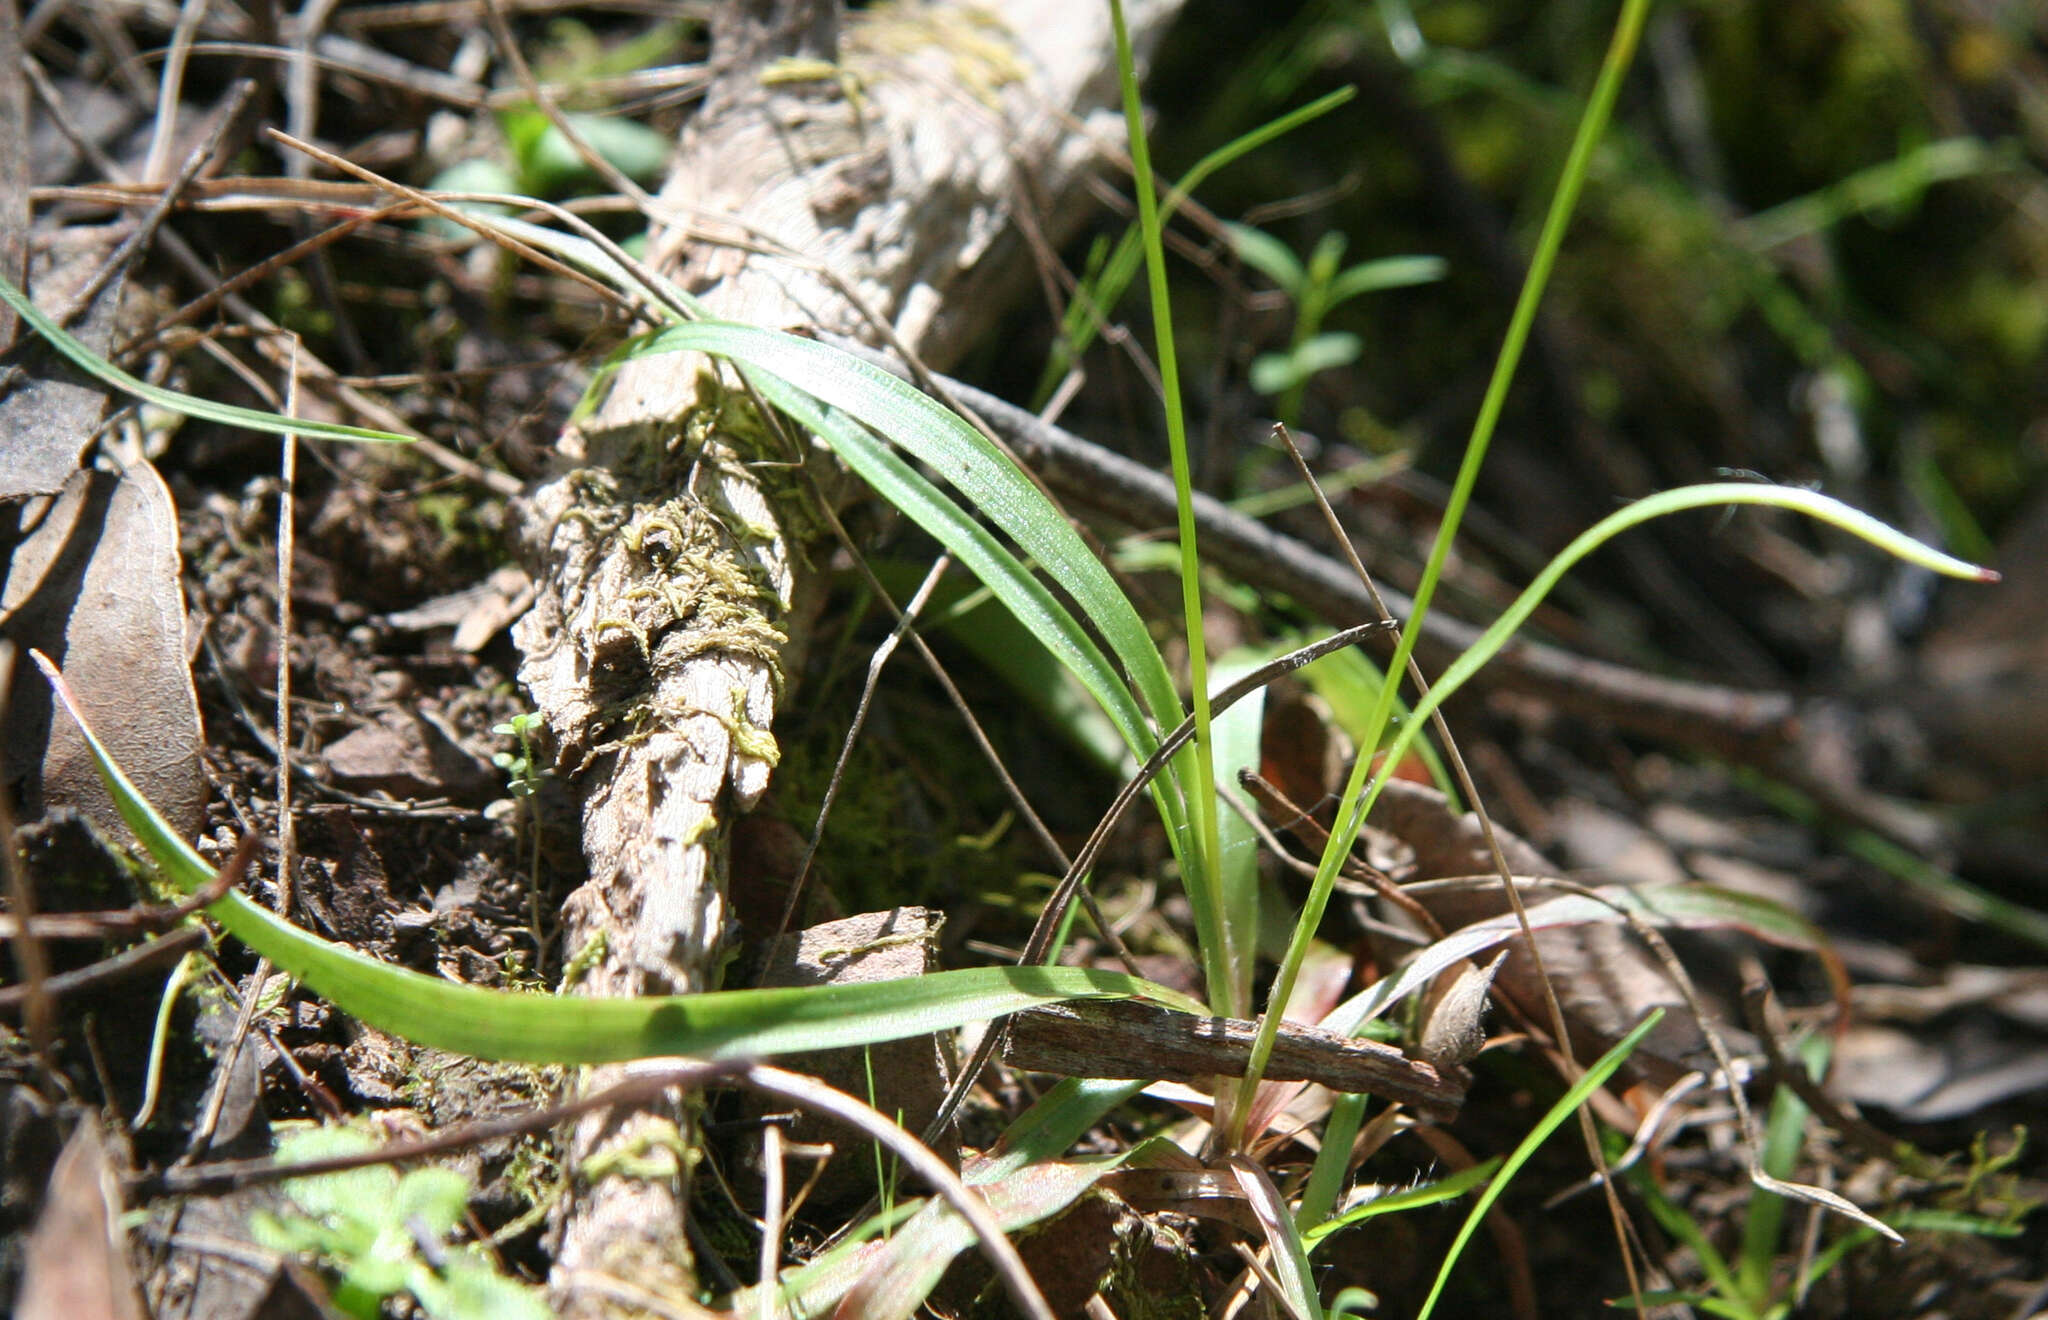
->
[1004,998,1466,1123]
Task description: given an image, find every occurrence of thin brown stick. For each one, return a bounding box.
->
[138,1059,743,1196]
[1236,770,1444,942]
[140,0,212,185]
[766,553,954,952]
[478,0,661,215]
[0,927,209,1013]
[0,646,54,1055]
[742,1062,1057,1320]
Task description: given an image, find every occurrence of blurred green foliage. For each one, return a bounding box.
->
[1136,0,2045,540]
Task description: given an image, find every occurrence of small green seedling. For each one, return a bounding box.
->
[491,712,548,799]
[1227,222,1445,425]
[251,1125,548,1320]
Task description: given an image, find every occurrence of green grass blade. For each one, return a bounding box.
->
[1416,1010,1665,1320]
[614,322,1187,748]
[1111,0,1230,1016]
[735,368,1187,850]
[1297,1089,1369,1234]
[1737,137,2014,251]
[1341,484,1995,875]
[1038,85,1355,403]
[1732,769,2048,950]
[1212,648,1273,998]
[1252,473,1995,1122]
[37,652,1165,1065]
[1234,0,1657,1137]
[1304,1156,1503,1247]
[972,1078,1149,1184]
[1629,1163,1746,1311]
[0,274,412,445]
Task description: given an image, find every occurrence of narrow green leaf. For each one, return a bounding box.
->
[1111,0,1230,1015]
[972,1078,1148,1185]
[1237,0,1663,1135]
[0,274,413,446]
[1305,1157,1504,1246]
[38,652,1166,1065]
[1226,221,1307,294]
[1325,254,1448,306]
[1416,1010,1665,1320]
[1041,86,1354,398]
[733,370,1187,851]
[615,322,1186,744]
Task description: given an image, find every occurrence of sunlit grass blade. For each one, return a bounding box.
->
[0,273,412,445]
[1251,477,1997,1122]
[1304,1156,1503,1248]
[1234,0,1658,1137]
[36,651,1172,1065]
[1035,84,1357,405]
[733,367,1187,851]
[1212,647,1276,1010]
[612,321,1187,750]
[1415,1010,1665,1320]
[1111,0,1230,1016]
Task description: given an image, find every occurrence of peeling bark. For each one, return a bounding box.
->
[509,1,1182,1311]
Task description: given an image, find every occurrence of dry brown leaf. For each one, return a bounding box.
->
[0,235,126,501]
[1416,949,1507,1070]
[1367,780,1715,1083]
[14,1113,148,1320]
[3,462,205,839]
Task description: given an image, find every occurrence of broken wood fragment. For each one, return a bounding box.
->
[1004,998,1465,1122]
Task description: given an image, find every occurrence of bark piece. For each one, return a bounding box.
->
[1004,998,1465,1122]
[737,906,952,1212]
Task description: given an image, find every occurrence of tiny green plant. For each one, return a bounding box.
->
[491,711,548,799]
[1228,221,1445,426]
[251,1125,548,1320]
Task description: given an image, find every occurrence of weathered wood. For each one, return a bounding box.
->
[509,1,1181,1311]
[1004,999,1467,1123]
